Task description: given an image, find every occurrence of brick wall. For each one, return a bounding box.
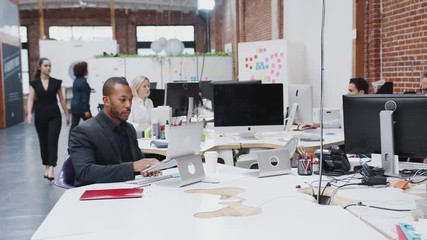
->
[212,0,284,78]
[19,8,206,76]
[365,0,427,93]
[241,0,272,42]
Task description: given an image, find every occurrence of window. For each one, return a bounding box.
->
[20,26,30,94]
[136,25,195,55]
[48,26,112,41]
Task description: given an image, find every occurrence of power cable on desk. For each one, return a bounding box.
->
[410,176,427,184]
[310,171,362,205]
[243,195,316,216]
[410,169,427,179]
[329,183,363,203]
[344,202,412,212]
[330,181,391,206]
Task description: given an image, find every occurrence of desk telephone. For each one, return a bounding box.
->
[314,148,351,176]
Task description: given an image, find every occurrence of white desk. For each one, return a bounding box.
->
[139,128,344,166]
[334,180,425,238]
[32,165,388,240]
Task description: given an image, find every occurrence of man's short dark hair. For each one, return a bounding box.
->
[102,77,129,97]
[349,78,369,94]
[73,61,88,78]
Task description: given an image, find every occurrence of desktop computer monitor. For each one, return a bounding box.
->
[287,84,313,125]
[204,80,262,100]
[200,80,262,110]
[343,94,427,158]
[150,82,158,89]
[199,80,213,101]
[165,82,200,117]
[213,83,284,138]
[376,82,393,94]
[148,89,165,108]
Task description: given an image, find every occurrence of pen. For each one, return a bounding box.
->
[134,183,151,188]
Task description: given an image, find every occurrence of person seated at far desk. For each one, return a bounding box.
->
[399,72,427,163]
[128,75,154,135]
[69,77,160,187]
[307,77,370,129]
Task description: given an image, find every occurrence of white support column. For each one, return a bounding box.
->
[271,0,279,39]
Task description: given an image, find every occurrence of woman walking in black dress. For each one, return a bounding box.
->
[27,58,70,181]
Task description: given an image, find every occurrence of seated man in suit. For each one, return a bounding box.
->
[308,78,370,129]
[347,77,369,95]
[69,77,160,186]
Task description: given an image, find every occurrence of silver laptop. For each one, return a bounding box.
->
[256,148,292,177]
[142,122,205,186]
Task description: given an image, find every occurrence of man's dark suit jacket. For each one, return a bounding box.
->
[69,113,144,186]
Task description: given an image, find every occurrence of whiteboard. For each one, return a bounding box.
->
[87,57,125,115]
[161,56,198,83]
[238,39,288,84]
[39,40,118,87]
[197,56,233,81]
[125,58,162,88]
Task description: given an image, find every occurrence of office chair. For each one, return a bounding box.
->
[54,155,76,189]
[97,104,104,112]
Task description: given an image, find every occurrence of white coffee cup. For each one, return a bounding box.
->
[204,151,218,176]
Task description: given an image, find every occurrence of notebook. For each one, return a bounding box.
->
[143,122,204,172]
[80,188,143,201]
[256,148,292,177]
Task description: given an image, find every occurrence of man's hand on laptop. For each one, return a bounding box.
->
[133,158,162,177]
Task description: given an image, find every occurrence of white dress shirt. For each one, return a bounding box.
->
[129,97,154,130]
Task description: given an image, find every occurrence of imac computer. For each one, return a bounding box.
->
[200,80,262,111]
[165,82,200,117]
[343,94,427,175]
[376,82,393,94]
[199,80,213,101]
[213,83,284,138]
[287,84,313,129]
[201,80,262,101]
[150,82,158,89]
[149,89,165,108]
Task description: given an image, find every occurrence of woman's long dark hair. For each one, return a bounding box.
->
[33,57,50,80]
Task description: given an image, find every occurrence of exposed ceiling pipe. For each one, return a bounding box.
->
[38,0,45,39]
[110,0,116,40]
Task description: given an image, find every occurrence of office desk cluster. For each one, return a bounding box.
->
[138,128,345,165]
[32,128,427,240]
[32,163,427,240]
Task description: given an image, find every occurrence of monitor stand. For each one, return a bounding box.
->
[285,103,298,131]
[186,97,194,124]
[379,110,398,176]
[237,132,257,139]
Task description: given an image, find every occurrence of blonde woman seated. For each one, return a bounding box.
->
[129,76,154,134]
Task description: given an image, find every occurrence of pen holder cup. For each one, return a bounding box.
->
[298,159,312,176]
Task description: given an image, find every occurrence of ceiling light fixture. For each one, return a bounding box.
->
[197,0,215,11]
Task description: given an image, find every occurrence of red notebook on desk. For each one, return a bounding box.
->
[80,188,144,201]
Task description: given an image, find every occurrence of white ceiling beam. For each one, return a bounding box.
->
[18,0,198,11]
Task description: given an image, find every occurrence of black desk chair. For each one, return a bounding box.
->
[97,104,104,112]
[55,155,76,189]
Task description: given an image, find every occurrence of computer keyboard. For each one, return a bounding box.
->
[127,174,175,186]
[299,133,321,141]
